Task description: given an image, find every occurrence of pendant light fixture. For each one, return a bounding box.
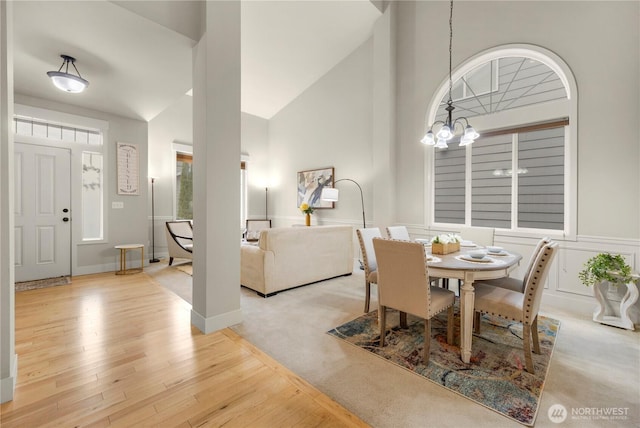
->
[421,0,479,148]
[47,54,89,93]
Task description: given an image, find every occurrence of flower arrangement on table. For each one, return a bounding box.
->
[431,233,462,254]
[300,203,314,226]
[299,203,314,215]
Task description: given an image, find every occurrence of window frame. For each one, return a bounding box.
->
[423,44,577,240]
[171,142,248,227]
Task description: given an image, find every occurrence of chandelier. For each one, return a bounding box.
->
[47,55,89,93]
[421,0,478,149]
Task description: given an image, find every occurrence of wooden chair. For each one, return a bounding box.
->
[165,220,193,266]
[385,225,411,240]
[480,237,552,292]
[356,227,382,313]
[373,238,455,365]
[244,219,271,242]
[473,241,558,374]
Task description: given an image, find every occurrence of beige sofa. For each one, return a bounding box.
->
[241,225,354,296]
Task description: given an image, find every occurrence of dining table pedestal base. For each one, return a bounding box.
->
[459,271,476,363]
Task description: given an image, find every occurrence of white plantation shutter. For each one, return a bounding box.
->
[432,122,566,232]
[517,127,564,230]
[434,142,465,224]
[471,134,512,228]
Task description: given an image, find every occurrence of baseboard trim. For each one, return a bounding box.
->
[0,353,17,403]
[190,308,243,334]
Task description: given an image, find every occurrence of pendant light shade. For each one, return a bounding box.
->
[47,55,89,93]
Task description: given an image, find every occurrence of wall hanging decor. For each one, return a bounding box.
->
[297,167,334,209]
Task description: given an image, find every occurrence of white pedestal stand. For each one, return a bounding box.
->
[593,274,639,330]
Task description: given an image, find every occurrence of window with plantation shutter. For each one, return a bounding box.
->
[471,134,512,228]
[427,45,576,237]
[433,122,566,233]
[434,142,465,224]
[517,127,564,230]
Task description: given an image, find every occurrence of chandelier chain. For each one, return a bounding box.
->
[420,0,478,148]
[448,0,453,104]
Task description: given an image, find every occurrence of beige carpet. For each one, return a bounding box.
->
[146,262,640,427]
[173,262,192,276]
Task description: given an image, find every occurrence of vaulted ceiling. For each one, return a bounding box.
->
[12,1,381,122]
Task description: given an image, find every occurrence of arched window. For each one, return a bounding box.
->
[425,44,577,239]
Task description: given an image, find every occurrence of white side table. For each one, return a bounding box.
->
[115,244,144,275]
[593,274,639,330]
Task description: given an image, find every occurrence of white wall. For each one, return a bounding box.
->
[242,112,270,220]
[268,37,374,228]
[14,94,149,275]
[395,1,640,239]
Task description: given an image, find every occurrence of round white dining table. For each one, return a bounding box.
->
[426,246,522,364]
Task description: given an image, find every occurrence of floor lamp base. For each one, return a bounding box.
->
[149,258,160,263]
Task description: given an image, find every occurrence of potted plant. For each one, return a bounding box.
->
[578,253,635,287]
[580,252,639,330]
[431,233,462,255]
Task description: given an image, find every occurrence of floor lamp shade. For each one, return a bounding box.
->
[320,187,339,202]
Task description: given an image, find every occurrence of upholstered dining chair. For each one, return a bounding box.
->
[386,225,443,288]
[356,227,382,313]
[450,226,496,292]
[480,237,552,292]
[373,238,455,365]
[386,225,411,240]
[244,219,271,242]
[165,220,194,266]
[472,241,558,374]
[460,226,495,247]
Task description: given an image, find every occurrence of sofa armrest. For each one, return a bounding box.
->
[241,245,274,294]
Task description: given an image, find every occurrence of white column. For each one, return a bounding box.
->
[0,0,17,403]
[372,2,397,229]
[191,0,242,333]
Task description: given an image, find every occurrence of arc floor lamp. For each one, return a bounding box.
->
[149,177,159,263]
[321,178,366,269]
[320,178,366,229]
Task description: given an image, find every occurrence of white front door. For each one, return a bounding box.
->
[14,142,71,282]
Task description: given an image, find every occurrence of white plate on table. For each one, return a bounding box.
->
[460,241,476,247]
[460,255,492,263]
[487,250,509,256]
[415,238,431,245]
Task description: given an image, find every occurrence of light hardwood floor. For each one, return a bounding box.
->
[0,272,368,427]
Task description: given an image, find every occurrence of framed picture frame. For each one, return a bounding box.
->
[297,167,334,209]
[116,142,139,195]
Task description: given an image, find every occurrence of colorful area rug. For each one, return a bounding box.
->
[15,276,70,292]
[327,305,560,426]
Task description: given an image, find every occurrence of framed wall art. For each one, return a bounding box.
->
[116,142,139,195]
[297,167,334,209]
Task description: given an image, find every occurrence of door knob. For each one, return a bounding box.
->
[63,217,69,222]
